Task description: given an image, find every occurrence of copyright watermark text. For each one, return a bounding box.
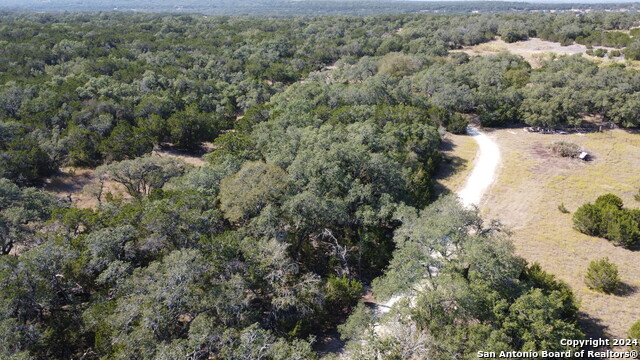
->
[477,338,639,358]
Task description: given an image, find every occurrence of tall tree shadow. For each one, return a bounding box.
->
[579,313,613,359]
[433,138,469,198]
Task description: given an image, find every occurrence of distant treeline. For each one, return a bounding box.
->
[2,0,640,16]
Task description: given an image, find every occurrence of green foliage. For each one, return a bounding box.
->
[630,320,640,349]
[584,257,620,294]
[503,288,583,351]
[426,107,469,134]
[520,83,582,128]
[558,203,570,214]
[573,203,603,236]
[3,11,640,359]
[498,20,531,43]
[248,85,442,274]
[235,104,271,134]
[479,100,521,127]
[167,105,220,150]
[96,156,186,198]
[372,195,484,299]
[520,263,579,322]
[100,121,154,162]
[603,208,639,248]
[50,207,99,237]
[0,179,61,254]
[573,194,640,248]
[594,48,608,57]
[517,55,640,128]
[579,31,631,48]
[348,199,582,358]
[595,193,624,209]
[324,275,363,314]
[214,324,318,360]
[377,53,423,78]
[0,242,79,357]
[0,138,56,185]
[219,161,290,223]
[63,127,102,167]
[1,12,640,184]
[86,249,211,358]
[445,113,469,134]
[625,39,640,60]
[337,303,374,341]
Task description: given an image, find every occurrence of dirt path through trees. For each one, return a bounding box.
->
[457,126,501,207]
[373,125,500,323]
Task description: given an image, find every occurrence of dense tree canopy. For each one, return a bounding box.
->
[1,10,637,359]
[0,179,61,255]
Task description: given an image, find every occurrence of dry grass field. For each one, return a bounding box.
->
[481,128,640,342]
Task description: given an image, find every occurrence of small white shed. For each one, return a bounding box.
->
[579,152,590,161]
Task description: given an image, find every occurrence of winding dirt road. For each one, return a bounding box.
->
[377,126,501,314]
[457,126,501,208]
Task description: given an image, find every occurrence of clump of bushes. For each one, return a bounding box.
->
[573,194,640,248]
[549,141,582,158]
[594,48,608,57]
[427,107,469,134]
[586,48,608,57]
[558,203,570,214]
[446,113,469,134]
[324,275,364,314]
[630,320,640,350]
[584,257,620,293]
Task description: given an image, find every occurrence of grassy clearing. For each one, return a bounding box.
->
[482,128,640,341]
[43,145,210,208]
[452,37,629,68]
[435,132,479,195]
[43,168,129,209]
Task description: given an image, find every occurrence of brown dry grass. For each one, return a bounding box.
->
[151,146,209,167]
[43,168,128,209]
[481,128,640,342]
[43,146,211,208]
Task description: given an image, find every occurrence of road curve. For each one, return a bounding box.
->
[456,126,501,208]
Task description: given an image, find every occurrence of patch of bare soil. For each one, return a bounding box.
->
[313,329,345,357]
[43,168,128,209]
[452,37,625,68]
[529,142,582,173]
